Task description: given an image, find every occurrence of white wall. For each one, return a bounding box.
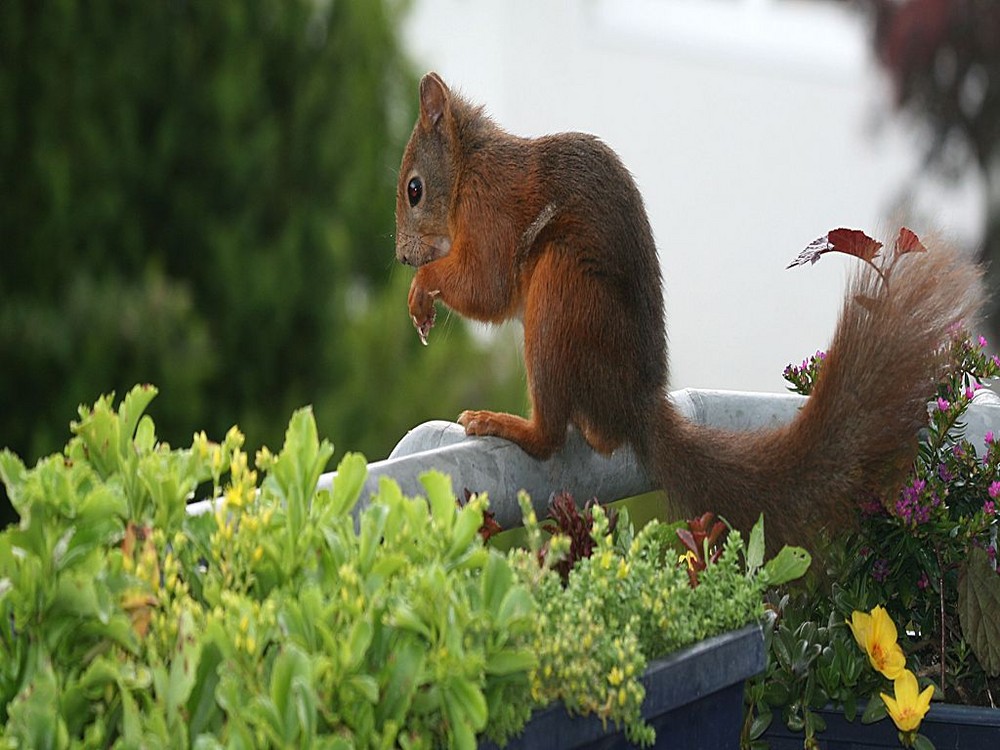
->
[400,0,984,393]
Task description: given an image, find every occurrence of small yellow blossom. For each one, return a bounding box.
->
[192,431,211,460]
[679,550,698,571]
[881,669,934,733]
[847,606,906,679]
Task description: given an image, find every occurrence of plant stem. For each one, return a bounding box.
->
[935,545,947,696]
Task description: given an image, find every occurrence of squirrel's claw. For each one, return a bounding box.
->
[413,313,435,345]
[409,287,439,345]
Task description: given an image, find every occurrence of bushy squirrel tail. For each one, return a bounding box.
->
[647,235,985,550]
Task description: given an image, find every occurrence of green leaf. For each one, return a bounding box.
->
[269,645,313,744]
[167,610,204,725]
[358,503,390,575]
[495,586,534,632]
[763,546,811,586]
[911,733,936,750]
[481,553,514,618]
[957,547,1000,676]
[445,677,488,731]
[484,649,536,676]
[118,385,160,454]
[134,414,157,455]
[421,471,455,535]
[376,637,425,726]
[348,674,380,704]
[746,514,765,574]
[4,658,70,750]
[329,452,368,517]
[861,692,887,724]
[343,619,373,671]
[120,685,142,745]
[268,407,335,543]
[748,710,772,740]
[447,497,485,561]
[0,449,28,513]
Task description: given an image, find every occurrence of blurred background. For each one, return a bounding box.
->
[2,0,997,526]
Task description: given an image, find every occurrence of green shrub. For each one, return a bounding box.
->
[1,386,537,748]
[1,388,799,747]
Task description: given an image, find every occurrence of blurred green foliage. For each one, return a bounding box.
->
[0,0,526,525]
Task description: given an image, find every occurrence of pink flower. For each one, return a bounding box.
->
[937,397,950,412]
[985,500,996,516]
[978,335,988,349]
[917,572,930,590]
[987,431,996,446]
[989,481,1000,500]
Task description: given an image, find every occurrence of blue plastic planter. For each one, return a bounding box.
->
[483,624,765,750]
[764,702,1000,749]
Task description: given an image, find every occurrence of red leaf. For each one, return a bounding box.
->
[893,227,927,256]
[787,228,883,269]
[676,527,699,556]
[827,228,883,261]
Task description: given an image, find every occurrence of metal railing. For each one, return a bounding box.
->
[286,388,1000,529]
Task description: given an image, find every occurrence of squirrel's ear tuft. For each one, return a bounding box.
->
[419,72,449,129]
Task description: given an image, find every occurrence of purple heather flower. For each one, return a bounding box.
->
[895,479,937,527]
[872,558,891,583]
[937,463,953,483]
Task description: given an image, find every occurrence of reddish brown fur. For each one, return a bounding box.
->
[395,73,984,550]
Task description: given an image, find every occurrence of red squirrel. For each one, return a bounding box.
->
[394,72,984,548]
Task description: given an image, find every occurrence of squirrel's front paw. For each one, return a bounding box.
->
[408,283,440,345]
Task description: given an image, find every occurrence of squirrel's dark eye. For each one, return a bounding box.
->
[407,177,423,207]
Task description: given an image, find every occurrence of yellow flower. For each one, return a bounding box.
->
[881,669,934,733]
[679,550,698,571]
[847,606,906,679]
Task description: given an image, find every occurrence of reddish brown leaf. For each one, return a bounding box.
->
[538,493,617,582]
[893,227,927,256]
[827,228,883,261]
[676,512,729,587]
[787,228,883,269]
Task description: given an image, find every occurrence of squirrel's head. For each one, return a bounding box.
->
[395,72,457,267]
